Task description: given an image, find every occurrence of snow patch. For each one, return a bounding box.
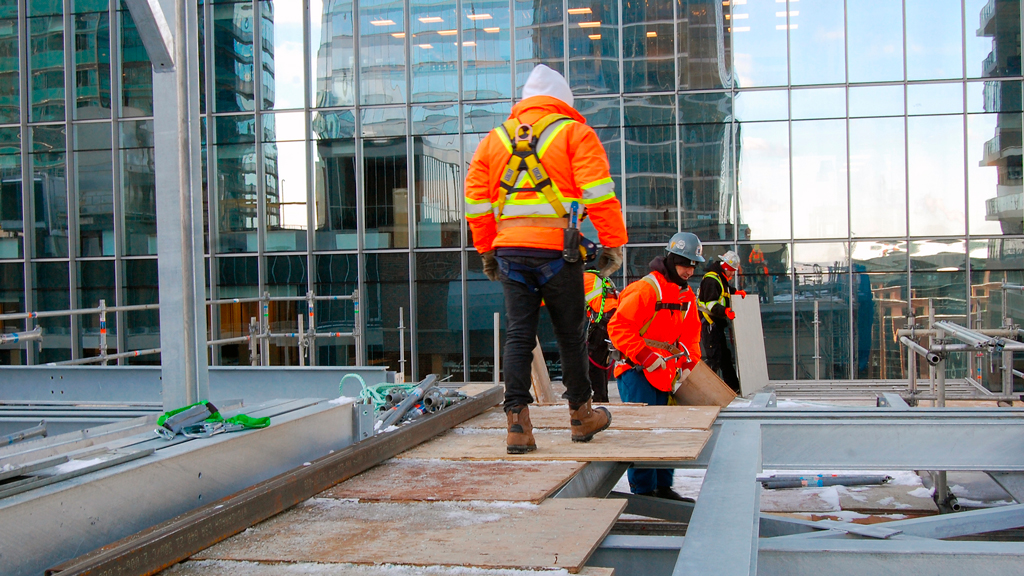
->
[908,487,934,498]
[52,458,104,474]
[329,396,357,406]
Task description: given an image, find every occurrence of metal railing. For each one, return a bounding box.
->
[0,290,360,368]
[897,286,1024,406]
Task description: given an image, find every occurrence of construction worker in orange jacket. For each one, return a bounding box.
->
[465,65,628,454]
[584,269,618,403]
[608,232,704,500]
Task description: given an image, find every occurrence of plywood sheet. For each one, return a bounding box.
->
[732,296,770,397]
[397,429,711,462]
[194,498,626,573]
[166,560,615,576]
[672,361,736,408]
[458,383,504,398]
[459,405,719,431]
[322,459,586,503]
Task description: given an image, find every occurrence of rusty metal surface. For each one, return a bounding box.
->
[46,386,503,576]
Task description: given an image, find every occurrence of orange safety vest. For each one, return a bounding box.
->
[465,96,628,253]
[608,271,702,391]
[584,271,618,320]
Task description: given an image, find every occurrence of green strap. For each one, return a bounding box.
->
[157,400,270,430]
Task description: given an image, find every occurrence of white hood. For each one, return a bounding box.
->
[521,64,574,108]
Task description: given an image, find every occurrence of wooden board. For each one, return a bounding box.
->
[531,337,558,404]
[672,361,737,407]
[458,383,504,398]
[396,429,711,462]
[194,498,626,573]
[322,458,587,503]
[732,296,770,397]
[166,560,616,576]
[458,405,720,431]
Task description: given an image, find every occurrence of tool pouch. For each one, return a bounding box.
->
[562,228,581,263]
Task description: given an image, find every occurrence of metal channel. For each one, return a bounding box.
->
[46,386,502,576]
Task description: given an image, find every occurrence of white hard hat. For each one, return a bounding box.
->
[720,250,740,271]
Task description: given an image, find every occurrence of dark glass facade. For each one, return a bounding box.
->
[0,0,1021,387]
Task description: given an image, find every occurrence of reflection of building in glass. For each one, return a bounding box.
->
[315,0,354,108]
[979,0,1023,235]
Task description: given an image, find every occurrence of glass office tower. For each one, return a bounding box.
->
[0,0,1021,388]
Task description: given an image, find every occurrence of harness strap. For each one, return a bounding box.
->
[496,217,567,230]
[496,256,565,293]
[496,113,572,220]
[698,270,729,323]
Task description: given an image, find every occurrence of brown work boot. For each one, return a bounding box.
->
[569,400,612,443]
[506,405,537,454]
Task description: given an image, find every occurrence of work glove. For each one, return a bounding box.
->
[725,309,736,320]
[636,347,667,372]
[481,250,500,282]
[597,246,623,278]
[735,290,747,299]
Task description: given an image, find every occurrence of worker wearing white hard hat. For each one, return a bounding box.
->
[696,250,745,391]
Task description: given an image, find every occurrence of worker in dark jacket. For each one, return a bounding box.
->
[697,251,746,392]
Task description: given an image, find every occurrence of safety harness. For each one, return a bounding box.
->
[697,270,731,323]
[636,274,689,359]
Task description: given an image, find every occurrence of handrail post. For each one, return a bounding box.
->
[306,290,316,367]
[297,313,305,367]
[248,317,258,366]
[261,291,270,367]
[352,289,362,365]
[99,299,108,366]
[398,307,406,380]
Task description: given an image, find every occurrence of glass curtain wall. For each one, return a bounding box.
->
[0,0,1021,387]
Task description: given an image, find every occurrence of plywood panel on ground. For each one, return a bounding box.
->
[193,498,626,573]
[165,560,615,576]
[459,405,719,431]
[322,458,586,503]
[458,384,505,398]
[398,429,711,462]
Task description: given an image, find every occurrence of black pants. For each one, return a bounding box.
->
[500,256,591,409]
[587,318,611,403]
[701,320,740,392]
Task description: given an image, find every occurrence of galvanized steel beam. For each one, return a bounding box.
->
[552,462,629,499]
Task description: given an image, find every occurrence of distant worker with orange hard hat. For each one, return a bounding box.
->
[465,65,628,454]
[608,232,704,500]
[698,250,745,392]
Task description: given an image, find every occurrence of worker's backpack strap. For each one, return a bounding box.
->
[638,274,688,336]
[495,113,573,220]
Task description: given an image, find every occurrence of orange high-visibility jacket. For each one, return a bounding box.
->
[465,96,628,253]
[584,271,618,317]
[608,270,702,391]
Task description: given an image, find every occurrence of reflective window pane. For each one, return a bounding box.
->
[416,251,462,380]
[681,122,734,242]
[969,112,1022,235]
[29,0,63,17]
[567,0,617,95]
[123,259,159,364]
[679,92,732,125]
[968,79,1023,114]
[0,262,26,365]
[908,115,965,236]
[624,96,676,243]
[121,123,156,256]
[120,9,153,116]
[678,0,731,91]
[514,0,563,95]
[463,101,510,134]
[364,252,410,379]
[34,261,70,363]
[213,2,256,113]
[850,117,907,238]
[412,103,458,135]
[30,152,69,258]
[737,121,789,241]
[851,241,909,379]
[466,250,502,381]
[967,0,1021,80]
[792,119,847,239]
[361,105,406,137]
[213,143,258,252]
[907,82,963,116]
[360,0,406,105]
[79,260,116,359]
[262,0,305,110]
[415,134,460,248]
[0,141,23,259]
[791,87,845,120]
[410,0,457,103]
[263,112,308,252]
[794,243,850,380]
[968,239,1023,389]
[0,19,20,124]
[214,255,258,364]
[314,254,358,365]
[849,85,904,118]
[847,0,903,83]
[788,0,844,86]
[622,0,672,93]
[266,254,308,364]
[737,242,792,379]
[909,240,968,327]
[363,136,408,249]
[74,12,111,119]
[75,123,114,257]
[30,16,66,122]
[312,0,355,107]
[735,89,787,122]
[313,110,357,250]
[730,0,787,88]
[905,0,963,81]
[462,0,511,101]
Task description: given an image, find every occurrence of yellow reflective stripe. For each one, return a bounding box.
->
[581,178,616,204]
[536,119,573,158]
[584,280,603,303]
[466,211,491,219]
[465,200,493,215]
[494,127,513,153]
